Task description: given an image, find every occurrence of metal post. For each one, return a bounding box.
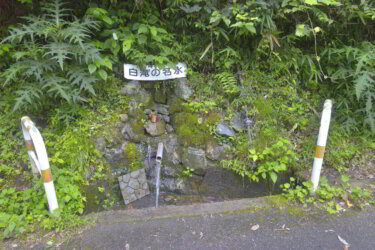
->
[311,100,332,192]
[155,143,163,208]
[21,116,58,212]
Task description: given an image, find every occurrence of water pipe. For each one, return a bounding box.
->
[155,143,163,208]
[311,100,332,192]
[21,116,59,213]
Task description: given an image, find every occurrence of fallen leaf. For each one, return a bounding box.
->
[200,232,203,239]
[346,200,353,208]
[251,224,260,231]
[338,235,350,248]
[325,229,335,233]
[125,243,130,250]
[192,231,196,235]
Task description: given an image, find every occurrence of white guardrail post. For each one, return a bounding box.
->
[311,100,333,192]
[21,116,58,212]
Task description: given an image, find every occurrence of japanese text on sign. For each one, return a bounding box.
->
[124,63,186,81]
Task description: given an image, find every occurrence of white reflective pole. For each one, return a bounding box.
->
[311,100,332,192]
[21,116,58,212]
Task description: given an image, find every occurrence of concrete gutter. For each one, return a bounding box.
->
[91,197,275,224]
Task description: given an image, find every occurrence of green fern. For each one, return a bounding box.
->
[0,0,107,111]
[328,42,375,132]
[13,86,43,112]
[215,72,240,97]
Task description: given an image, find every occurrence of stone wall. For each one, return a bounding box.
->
[118,168,150,205]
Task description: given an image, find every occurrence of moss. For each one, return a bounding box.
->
[265,195,289,207]
[131,118,145,135]
[169,98,187,114]
[174,112,213,146]
[124,143,143,171]
[204,112,220,126]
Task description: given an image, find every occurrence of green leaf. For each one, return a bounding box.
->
[98,70,107,80]
[340,175,349,184]
[304,0,318,5]
[270,172,278,184]
[88,64,97,74]
[245,23,256,34]
[102,16,113,25]
[296,24,305,37]
[122,39,132,53]
[8,222,16,233]
[137,35,147,45]
[102,57,112,70]
[318,0,341,6]
[138,24,148,34]
[150,26,158,37]
[64,195,71,202]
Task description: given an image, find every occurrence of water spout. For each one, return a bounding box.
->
[155,143,163,208]
[147,145,152,168]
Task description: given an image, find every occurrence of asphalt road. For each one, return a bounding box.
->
[56,199,375,250]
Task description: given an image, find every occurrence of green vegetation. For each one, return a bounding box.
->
[282,176,374,214]
[0,78,126,239]
[123,143,143,171]
[1,0,112,111]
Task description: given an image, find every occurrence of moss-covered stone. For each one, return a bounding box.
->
[154,88,167,104]
[174,112,213,147]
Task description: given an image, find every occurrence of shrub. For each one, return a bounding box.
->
[1,0,111,111]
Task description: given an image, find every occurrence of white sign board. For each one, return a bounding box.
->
[124,63,186,81]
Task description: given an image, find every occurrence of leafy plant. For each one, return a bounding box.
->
[181,167,195,178]
[222,137,297,187]
[1,0,111,111]
[282,176,374,214]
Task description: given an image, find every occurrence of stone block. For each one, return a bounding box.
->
[118,168,150,205]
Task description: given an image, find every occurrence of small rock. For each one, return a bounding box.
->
[216,123,236,137]
[163,115,170,123]
[119,182,126,189]
[95,137,106,151]
[116,122,125,129]
[231,111,247,132]
[120,80,141,96]
[174,78,193,100]
[121,123,141,142]
[206,142,225,161]
[166,124,174,133]
[120,114,129,122]
[153,104,169,115]
[172,151,180,164]
[182,147,207,170]
[145,120,166,137]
